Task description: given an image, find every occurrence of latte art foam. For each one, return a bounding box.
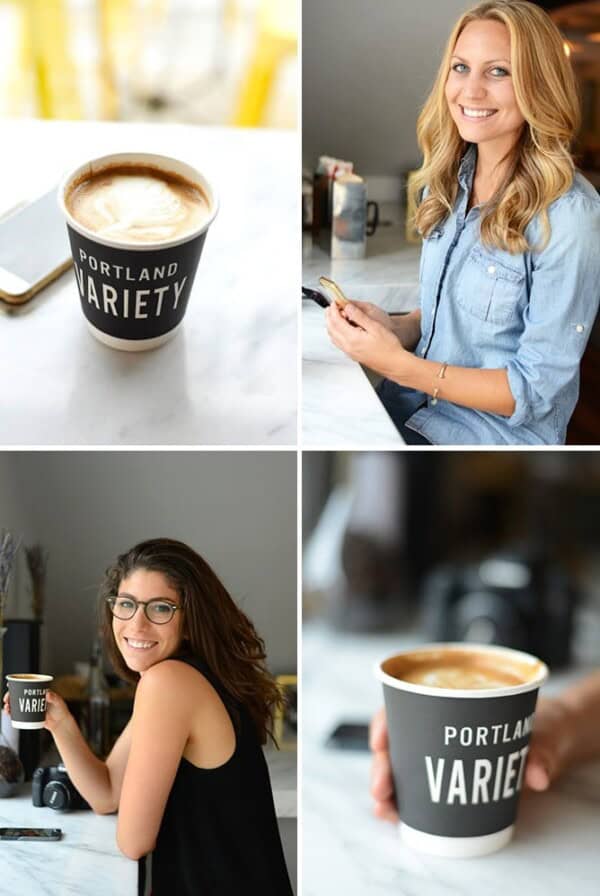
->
[66,166,210,244]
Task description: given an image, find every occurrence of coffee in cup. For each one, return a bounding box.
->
[65,165,211,245]
[59,153,218,351]
[6,674,53,730]
[375,644,548,858]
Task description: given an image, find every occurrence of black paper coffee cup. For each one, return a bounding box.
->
[58,153,218,351]
[7,674,53,730]
[375,644,548,857]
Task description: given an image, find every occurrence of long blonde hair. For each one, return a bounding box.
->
[410,0,580,253]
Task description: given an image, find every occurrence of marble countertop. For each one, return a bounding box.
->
[302,205,421,447]
[0,784,136,896]
[0,119,297,446]
[302,620,600,896]
[0,748,295,895]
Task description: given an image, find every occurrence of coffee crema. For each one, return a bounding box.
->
[383,649,540,690]
[65,164,211,244]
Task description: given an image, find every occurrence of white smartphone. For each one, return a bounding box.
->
[0,188,72,305]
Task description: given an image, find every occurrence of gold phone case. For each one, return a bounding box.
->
[0,259,73,306]
[318,276,349,307]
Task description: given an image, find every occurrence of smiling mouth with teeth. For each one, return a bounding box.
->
[125,637,157,650]
[460,105,497,119]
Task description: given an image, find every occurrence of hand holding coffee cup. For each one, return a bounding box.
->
[375,644,549,857]
[4,681,69,732]
[370,695,577,821]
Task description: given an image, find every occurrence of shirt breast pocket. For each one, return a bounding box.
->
[456,247,524,326]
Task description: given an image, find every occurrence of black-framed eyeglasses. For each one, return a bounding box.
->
[107,595,182,625]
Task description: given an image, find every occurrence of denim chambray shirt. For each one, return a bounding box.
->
[400,144,600,445]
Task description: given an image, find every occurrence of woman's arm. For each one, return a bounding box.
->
[49,693,133,815]
[116,661,194,860]
[327,301,515,417]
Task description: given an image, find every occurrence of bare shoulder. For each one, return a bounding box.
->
[136,659,216,702]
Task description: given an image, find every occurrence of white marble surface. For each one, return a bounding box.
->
[302,620,600,896]
[0,119,297,446]
[0,748,295,895]
[0,784,136,896]
[302,206,421,447]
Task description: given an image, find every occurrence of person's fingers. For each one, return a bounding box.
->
[370,750,394,802]
[524,742,557,791]
[343,303,371,331]
[373,799,399,824]
[369,706,389,752]
[525,758,551,791]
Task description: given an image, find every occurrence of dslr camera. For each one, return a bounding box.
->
[422,548,576,668]
[32,765,90,812]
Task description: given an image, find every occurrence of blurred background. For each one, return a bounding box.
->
[0,0,297,127]
[302,0,600,443]
[304,451,600,668]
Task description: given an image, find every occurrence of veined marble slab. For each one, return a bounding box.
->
[302,621,600,896]
[0,119,297,446]
[302,283,422,447]
[0,747,295,895]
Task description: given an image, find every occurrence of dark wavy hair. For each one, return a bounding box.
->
[99,538,283,745]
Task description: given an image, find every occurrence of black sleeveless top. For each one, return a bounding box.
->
[137,654,293,896]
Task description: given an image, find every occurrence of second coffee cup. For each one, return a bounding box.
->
[59,153,218,351]
[6,674,54,729]
[375,643,548,858]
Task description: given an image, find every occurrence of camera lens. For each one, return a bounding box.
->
[44,781,70,811]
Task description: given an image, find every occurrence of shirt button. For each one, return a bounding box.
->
[487,265,496,274]
[576,324,585,333]
[421,349,426,356]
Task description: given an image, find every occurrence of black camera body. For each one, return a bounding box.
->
[32,765,90,812]
[422,549,576,668]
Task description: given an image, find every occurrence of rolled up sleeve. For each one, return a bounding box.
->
[505,193,600,429]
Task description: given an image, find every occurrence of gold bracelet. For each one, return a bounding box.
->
[431,361,448,406]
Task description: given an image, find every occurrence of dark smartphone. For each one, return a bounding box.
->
[0,828,62,841]
[0,188,72,305]
[326,722,370,751]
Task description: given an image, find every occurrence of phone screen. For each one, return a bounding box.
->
[0,828,62,841]
[0,188,71,294]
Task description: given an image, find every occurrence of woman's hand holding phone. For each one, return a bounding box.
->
[326,300,407,378]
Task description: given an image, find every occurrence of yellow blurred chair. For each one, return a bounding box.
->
[18,0,82,118]
[233,0,296,127]
[274,674,297,750]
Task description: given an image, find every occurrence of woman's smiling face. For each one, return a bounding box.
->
[112,568,185,675]
[445,19,525,154]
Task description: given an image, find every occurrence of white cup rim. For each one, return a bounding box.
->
[374,642,548,699]
[7,674,54,683]
[58,152,219,251]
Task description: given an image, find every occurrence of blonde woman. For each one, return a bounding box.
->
[326,0,600,445]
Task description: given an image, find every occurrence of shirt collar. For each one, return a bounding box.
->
[458,143,477,190]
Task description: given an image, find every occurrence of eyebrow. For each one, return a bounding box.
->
[451,55,510,65]
[116,592,176,602]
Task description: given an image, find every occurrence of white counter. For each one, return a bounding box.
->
[0,747,296,895]
[302,620,600,896]
[302,207,421,447]
[0,119,297,446]
[0,785,135,896]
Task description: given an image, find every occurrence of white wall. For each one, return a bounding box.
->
[303,0,468,177]
[5,452,296,676]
